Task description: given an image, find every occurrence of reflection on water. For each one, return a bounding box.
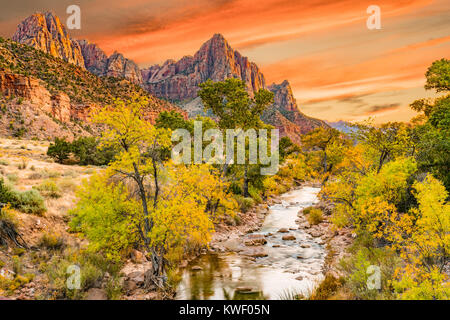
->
[176,187,324,300]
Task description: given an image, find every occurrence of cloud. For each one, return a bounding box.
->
[365,103,401,114]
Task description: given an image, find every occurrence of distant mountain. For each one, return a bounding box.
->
[141,34,266,101]
[326,120,356,134]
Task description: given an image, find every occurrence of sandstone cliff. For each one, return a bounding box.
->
[77,40,143,84]
[0,71,89,123]
[12,12,85,69]
[142,34,266,101]
[13,12,143,85]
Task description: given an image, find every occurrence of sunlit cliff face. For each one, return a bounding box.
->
[1,0,449,123]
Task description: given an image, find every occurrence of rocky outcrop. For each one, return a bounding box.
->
[0,71,85,123]
[0,71,51,109]
[104,52,143,84]
[13,12,143,84]
[12,12,85,68]
[142,34,266,101]
[267,80,327,137]
[76,40,108,75]
[269,80,297,112]
[77,40,143,84]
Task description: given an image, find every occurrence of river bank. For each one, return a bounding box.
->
[120,182,353,300]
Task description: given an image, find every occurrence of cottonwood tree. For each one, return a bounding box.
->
[198,78,274,197]
[301,127,347,175]
[353,122,412,173]
[73,96,226,289]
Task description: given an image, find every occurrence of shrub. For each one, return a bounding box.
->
[71,137,115,166]
[339,236,401,300]
[38,233,66,250]
[0,179,46,215]
[0,204,20,247]
[16,158,28,170]
[235,196,255,212]
[33,180,61,198]
[16,189,46,215]
[309,274,344,300]
[6,173,18,184]
[305,207,323,225]
[248,185,263,204]
[44,249,122,300]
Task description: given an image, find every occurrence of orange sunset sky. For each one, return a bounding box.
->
[1,0,449,123]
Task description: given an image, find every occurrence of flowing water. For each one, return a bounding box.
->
[176,186,324,300]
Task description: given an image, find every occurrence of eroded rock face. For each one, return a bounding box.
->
[0,71,51,110]
[12,12,143,84]
[105,52,143,84]
[12,12,85,68]
[76,39,108,75]
[142,34,266,101]
[77,40,143,84]
[0,71,81,123]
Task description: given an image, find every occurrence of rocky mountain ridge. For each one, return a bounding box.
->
[12,12,142,84]
[10,11,326,142]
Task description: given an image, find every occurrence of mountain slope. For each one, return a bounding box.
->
[12,12,142,84]
[0,37,183,139]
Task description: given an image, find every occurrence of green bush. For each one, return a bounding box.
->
[339,235,401,300]
[248,185,263,204]
[47,138,71,164]
[44,249,122,300]
[71,137,115,166]
[33,180,61,198]
[235,196,255,212]
[38,233,66,250]
[305,207,323,225]
[0,179,46,215]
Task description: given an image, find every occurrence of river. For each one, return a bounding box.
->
[176,186,324,300]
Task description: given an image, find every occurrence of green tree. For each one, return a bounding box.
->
[410,58,450,190]
[198,78,274,197]
[354,122,412,173]
[47,138,71,164]
[301,127,345,174]
[424,58,450,92]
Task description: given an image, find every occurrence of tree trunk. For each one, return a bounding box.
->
[132,162,151,245]
[323,151,328,174]
[377,151,387,173]
[243,162,249,197]
[152,157,159,209]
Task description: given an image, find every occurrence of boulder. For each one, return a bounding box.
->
[85,288,107,300]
